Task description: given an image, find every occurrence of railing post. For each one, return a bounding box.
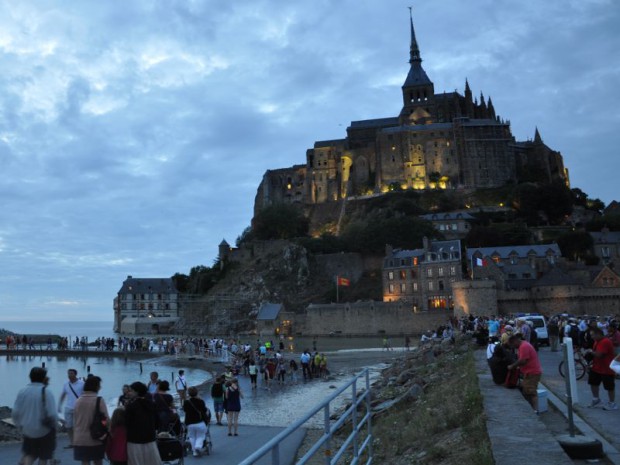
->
[352,378,358,460]
[272,443,280,465]
[324,403,331,465]
[366,369,372,461]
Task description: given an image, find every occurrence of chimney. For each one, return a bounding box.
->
[423,236,430,251]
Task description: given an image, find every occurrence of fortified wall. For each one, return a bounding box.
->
[452,280,620,317]
[302,301,448,336]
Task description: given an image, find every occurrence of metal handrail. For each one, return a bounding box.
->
[238,368,373,465]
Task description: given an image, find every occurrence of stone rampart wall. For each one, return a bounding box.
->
[302,301,448,336]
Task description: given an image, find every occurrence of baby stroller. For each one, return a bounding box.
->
[157,433,185,465]
[157,417,186,464]
[182,422,213,457]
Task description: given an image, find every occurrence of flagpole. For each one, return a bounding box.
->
[336,276,339,303]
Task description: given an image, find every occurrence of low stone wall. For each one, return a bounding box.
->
[301,301,448,336]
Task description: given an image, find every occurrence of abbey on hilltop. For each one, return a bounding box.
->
[255,12,569,213]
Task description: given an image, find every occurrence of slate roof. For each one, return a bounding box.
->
[314,139,346,148]
[257,303,284,321]
[382,122,454,133]
[387,240,461,265]
[118,277,177,294]
[403,62,432,87]
[590,231,620,244]
[349,117,399,129]
[534,268,582,287]
[421,212,475,221]
[467,244,561,260]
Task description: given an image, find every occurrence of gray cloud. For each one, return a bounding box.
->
[0,0,617,320]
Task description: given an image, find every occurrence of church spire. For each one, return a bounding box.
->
[534,127,543,143]
[408,7,421,63]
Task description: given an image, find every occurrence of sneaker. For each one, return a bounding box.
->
[603,402,618,411]
[589,398,602,408]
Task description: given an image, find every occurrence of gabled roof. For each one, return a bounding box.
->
[534,268,582,287]
[467,244,560,260]
[257,303,284,321]
[118,277,177,294]
[387,240,461,263]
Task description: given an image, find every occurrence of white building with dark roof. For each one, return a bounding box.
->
[113,275,179,334]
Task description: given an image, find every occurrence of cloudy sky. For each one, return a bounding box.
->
[0,0,618,322]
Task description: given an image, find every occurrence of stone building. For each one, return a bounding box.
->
[419,211,475,239]
[254,12,568,215]
[590,228,620,267]
[383,238,462,311]
[113,276,179,334]
[467,243,561,285]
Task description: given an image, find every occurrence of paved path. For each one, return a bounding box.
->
[0,425,305,465]
[538,347,620,457]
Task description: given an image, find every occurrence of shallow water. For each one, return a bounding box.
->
[0,353,211,415]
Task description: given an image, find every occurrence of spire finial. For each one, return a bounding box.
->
[408,7,421,63]
[534,126,542,143]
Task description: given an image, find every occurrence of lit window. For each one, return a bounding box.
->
[389,284,395,293]
[401,283,406,293]
[413,282,418,291]
[388,272,394,280]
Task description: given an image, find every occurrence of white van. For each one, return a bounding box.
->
[516,314,549,346]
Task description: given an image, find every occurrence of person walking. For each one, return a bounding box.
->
[507,334,543,413]
[547,317,560,352]
[72,375,109,465]
[175,370,187,403]
[12,367,58,465]
[152,380,175,433]
[125,382,162,465]
[183,387,211,457]
[57,368,85,449]
[248,360,258,390]
[587,327,617,410]
[225,379,243,436]
[210,377,225,425]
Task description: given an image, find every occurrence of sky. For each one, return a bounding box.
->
[0,0,618,322]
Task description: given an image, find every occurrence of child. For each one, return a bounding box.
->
[106,408,128,465]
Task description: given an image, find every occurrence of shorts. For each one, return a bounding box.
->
[588,371,615,391]
[23,430,56,460]
[522,373,541,396]
[250,374,257,384]
[64,407,75,428]
[213,399,224,413]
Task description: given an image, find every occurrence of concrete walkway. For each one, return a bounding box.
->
[475,350,573,465]
[0,425,306,465]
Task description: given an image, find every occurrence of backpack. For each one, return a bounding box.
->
[90,397,109,441]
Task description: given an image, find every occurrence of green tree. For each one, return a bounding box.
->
[252,204,309,240]
[465,223,532,248]
[557,231,594,261]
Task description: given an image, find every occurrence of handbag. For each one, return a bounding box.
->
[610,359,620,375]
[41,386,56,430]
[90,397,109,441]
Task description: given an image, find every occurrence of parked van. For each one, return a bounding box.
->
[516,314,549,346]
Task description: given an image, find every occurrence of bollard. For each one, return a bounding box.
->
[87,365,91,373]
[139,362,143,374]
[42,362,46,369]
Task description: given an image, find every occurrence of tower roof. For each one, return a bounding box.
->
[403,8,432,88]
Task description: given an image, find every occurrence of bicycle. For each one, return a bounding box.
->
[558,347,592,380]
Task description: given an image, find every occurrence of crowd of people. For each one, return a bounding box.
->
[475,313,620,415]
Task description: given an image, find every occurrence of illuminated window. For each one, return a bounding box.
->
[413,282,418,292]
[388,272,394,280]
[400,270,407,280]
[388,284,395,293]
[401,283,406,293]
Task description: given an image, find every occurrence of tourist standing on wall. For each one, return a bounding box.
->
[125,382,162,465]
[57,368,85,448]
[225,379,243,436]
[507,334,543,413]
[175,370,187,403]
[72,375,108,465]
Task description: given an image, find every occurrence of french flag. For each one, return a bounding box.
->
[475,257,487,267]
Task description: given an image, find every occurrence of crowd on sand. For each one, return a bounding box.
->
[459,313,620,415]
